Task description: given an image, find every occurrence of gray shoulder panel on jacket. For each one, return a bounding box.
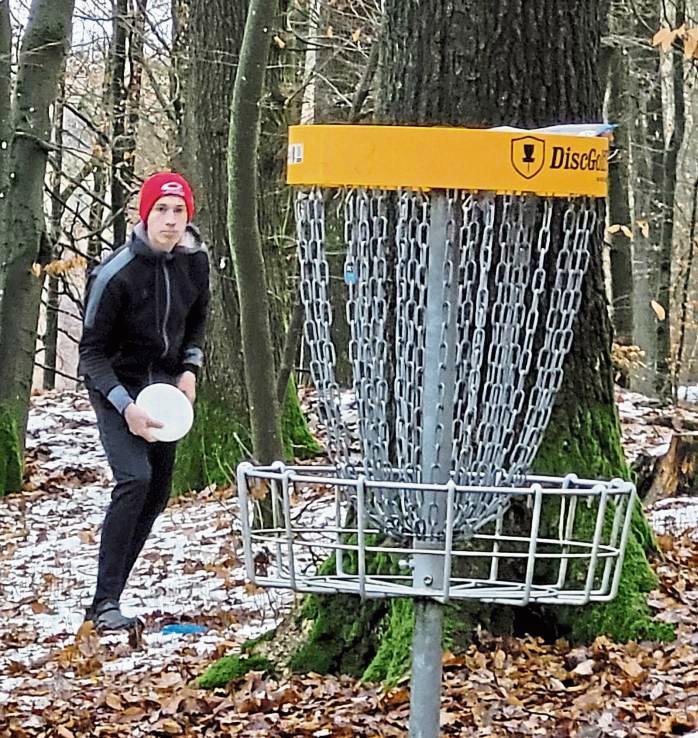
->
[84,249,135,328]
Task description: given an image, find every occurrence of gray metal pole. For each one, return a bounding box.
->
[409,191,457,738]
[409,600,445,738]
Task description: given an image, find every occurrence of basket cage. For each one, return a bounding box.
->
[238,463,635,606]
[238,132,634,606]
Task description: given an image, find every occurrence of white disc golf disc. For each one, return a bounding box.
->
[135,383,194,442]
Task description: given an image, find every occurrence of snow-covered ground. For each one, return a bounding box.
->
[0,391,295,705]
[677,385,698,404]
[616,386,698,537]
[3,385,698,709]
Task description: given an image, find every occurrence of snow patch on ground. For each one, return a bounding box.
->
[3,384,698,708]
[677,385,698,404]
[647,497,698,539]
[0,390,299,702]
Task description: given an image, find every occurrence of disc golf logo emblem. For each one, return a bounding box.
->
[511,136,546,179]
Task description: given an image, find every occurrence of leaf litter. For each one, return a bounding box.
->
[2,388,698,736]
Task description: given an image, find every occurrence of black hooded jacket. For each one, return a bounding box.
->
[79,223,210,413]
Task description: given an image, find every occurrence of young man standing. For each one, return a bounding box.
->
[79,172,210,631]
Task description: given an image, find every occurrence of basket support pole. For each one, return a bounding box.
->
[409,191,457,738]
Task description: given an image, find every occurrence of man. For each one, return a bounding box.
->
[79,172,210,631]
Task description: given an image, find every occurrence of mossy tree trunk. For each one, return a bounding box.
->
[288,0,666,684]
[0,0,75,496]
[173,0,315,491]
[228,0,284,464]
[172,0,252,491]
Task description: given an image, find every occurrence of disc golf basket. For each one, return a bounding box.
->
[237,125,635,738]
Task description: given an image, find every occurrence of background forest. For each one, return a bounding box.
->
[6,0,698,457]
[1,0,698,736]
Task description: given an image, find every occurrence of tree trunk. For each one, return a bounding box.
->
[657,0,686,397]
[87,46,114,265]
[629,0,663,396]
[289,0,665,682]
[87,163,107,263]
[0,1,11,197]
[676,177,698,382]
[122,0,147,191]
[110,0,128,247]
[172,0,252,490]
[255,2,307,415]
[0,0,13,235]
[637,432,698,506]
[0,0,75,494]
[43,83,66,390]
[173,0,316,490]
[228,0,284,464]
[169,0,189,166]
[606,40,633,345]
[43,280,60,390]
[299,0,320,125]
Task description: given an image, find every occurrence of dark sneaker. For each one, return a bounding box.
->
[89,600,140,632]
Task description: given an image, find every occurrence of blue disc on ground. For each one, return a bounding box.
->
[161,623,208,635]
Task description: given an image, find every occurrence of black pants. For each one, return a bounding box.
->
[89,389,177,607]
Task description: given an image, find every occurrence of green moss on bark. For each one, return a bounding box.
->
[290,592,386,675]
[280,377,321,460]
[0,404,23,496]
[362,599,414,685]
[173,379,319,494]
[197,654,274,689]
[288,401,671,687]
[356,598,518,686]
[291,542,519,685]
[534,401,673,643]
[290,548,402,676]
[533,402,628,481]
[173,392,250,494]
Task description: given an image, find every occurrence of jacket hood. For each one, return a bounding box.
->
[130,222,206,260]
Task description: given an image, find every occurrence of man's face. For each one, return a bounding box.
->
[146,195,188,251]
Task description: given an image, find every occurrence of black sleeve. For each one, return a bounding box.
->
[180,252,210,376]
[79,275,133,413]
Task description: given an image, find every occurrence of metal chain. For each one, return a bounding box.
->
[297,188,595,541]
[295,190,352,475]
[507,199,594,477]
[344,190,391,481]
[395,190,429,480]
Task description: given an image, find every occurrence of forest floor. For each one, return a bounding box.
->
[2,387,698,737]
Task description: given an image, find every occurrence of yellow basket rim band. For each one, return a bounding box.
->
[286,124,609,198]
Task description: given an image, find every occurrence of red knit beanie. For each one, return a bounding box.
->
[139,172,194,223]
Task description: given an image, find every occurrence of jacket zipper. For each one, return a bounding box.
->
[160,261,171,358]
